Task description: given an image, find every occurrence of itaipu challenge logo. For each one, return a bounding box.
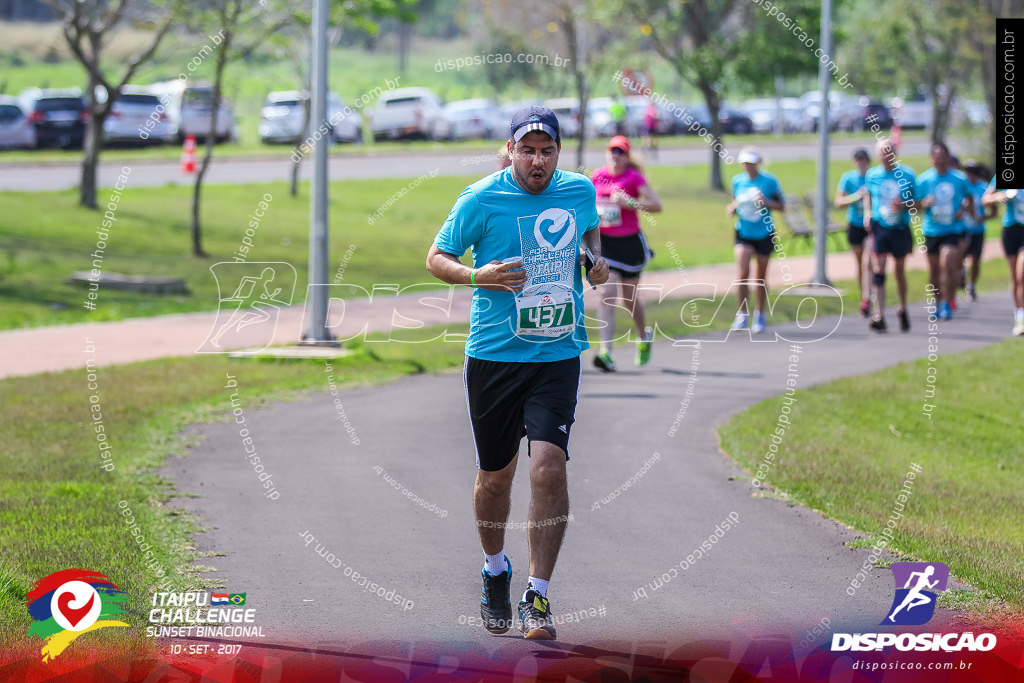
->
[26,569,129,661]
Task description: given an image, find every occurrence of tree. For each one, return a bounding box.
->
[621,0,745,191]
[41,0,176,208]
[185,0,412,257]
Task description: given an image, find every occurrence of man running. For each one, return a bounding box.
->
[835,149,872,317]
[863,138,917,332]
[727,147,785,334]
[888,565,939,623]
[962,162,996,301]
[982,176,1024,335]
[426,106,608,640]
[917,141,973,320]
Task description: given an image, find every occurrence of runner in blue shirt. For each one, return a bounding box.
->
[982,172,1024,335]
[862,138,918,332]
[962,161,996,302]
[727,147,785,334]
[835,148,872,316]
[427,106,608,640]
[917,142,974,320]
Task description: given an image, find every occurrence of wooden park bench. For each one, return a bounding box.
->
[66,271,189,294]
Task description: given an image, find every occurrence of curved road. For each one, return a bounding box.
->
[161,291,1009,672]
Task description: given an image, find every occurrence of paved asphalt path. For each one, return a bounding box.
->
[0,138,932,191]
[163,291,1011,663]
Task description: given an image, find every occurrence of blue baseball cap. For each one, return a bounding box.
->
[510,105,560,144]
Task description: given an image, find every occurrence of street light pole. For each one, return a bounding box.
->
[813,0,833,286]
[304,0,333,343]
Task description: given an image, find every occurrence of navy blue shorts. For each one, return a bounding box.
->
[924,233,963,254]
[871,222,913,258]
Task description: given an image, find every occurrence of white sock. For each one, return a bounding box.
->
[1016,308,1024,323]
[483,550,507,576]
[524,577,549,599]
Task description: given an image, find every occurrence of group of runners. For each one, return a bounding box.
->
[425,105,1023,641]
[835,138,1024,336]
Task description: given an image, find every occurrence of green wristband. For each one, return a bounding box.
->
[469,269,476,287]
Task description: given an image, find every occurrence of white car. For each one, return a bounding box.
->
[432,99,504,141]
[259,90,362,144]
[0,95,36,149]
[741,97,807,134]
[798,91,861,132]
[368,87,443,141]
[544,97,581,138]
[103,89,176,144]
[146,80,236,143]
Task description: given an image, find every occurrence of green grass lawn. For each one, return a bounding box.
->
[719,341,1024,612]
[0,156,933,330]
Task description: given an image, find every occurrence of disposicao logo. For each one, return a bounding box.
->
[831,562,996,653]
[26,569,129,661]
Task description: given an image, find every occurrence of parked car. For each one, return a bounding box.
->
[258,90,362,144]
[432,99,505,141]
[544,97,581,138]
[368,87,443,141]
[587,96,618,137]
[18,88,87,149]
[101,88,176,145]
[798,91,861,132]
[679,104,754,134]
[0,95,36,149]
[855,100,893,130]
[961,100,991,128]
[624,96,674,137]
[146,80,236,143]
[740,97,806,134]
[890,94,931,130]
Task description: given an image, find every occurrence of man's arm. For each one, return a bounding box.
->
[425,244,527,292]
[862,189,873,229]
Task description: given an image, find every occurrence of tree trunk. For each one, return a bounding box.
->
[79,73,101,208]
[398,21,411,75]
[701,85,724,191]
[190,32,231,258]
[80,111,104,209]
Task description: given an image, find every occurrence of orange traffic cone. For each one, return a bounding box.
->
[180,135,197,174]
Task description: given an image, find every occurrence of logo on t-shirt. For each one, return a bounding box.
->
[534,208,576,251]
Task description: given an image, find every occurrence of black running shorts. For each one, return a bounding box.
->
[734,233,775,257]
[871,222,913,258]
[847,222,868,247]
[600,232,651,278]
[965,232,985,259]
[1003,223,1024,257]
[464,356,581,472]
[924,233,962,254]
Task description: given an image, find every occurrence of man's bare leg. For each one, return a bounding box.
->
[526,442,569,582]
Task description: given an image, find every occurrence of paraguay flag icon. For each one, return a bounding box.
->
[26,569,129,661]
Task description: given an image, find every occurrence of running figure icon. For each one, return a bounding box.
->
[887,565,939,623]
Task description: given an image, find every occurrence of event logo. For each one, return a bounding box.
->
[26,569,129,661]
[832,560,997,653]
[883,562,948,626]
[533,208,575,251]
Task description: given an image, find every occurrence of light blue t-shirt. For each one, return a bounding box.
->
[917,168,971,237]
[865,164,916,229]
[434,167,599,362]
[964,179,989,235]
[987,176,1024,227]
[732,171,783,240]
[837,169,867,226]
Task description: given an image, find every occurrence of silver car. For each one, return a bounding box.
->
[104,90,176,144]
[259,90,363,145]
[0,95,35,149]
[432,99,505,141]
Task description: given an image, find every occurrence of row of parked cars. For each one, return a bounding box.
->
[0,82,992,151]
[0,82,236,150]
